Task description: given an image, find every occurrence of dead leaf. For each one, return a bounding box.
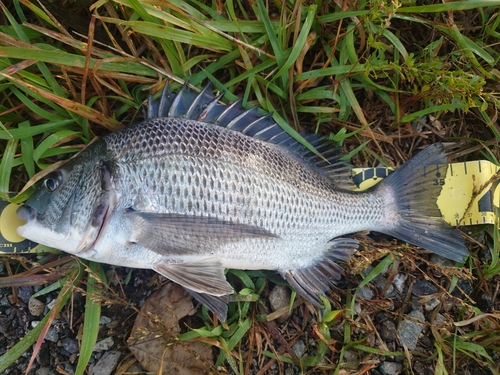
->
[128,283,214,374]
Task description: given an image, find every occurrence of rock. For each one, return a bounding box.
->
[424,298,440,311]
[57,362,75,375]
[357,286,374,300]
[36,368,50,375]
[94,337,114,351]
[379,361,402,375]
[392,274,405,293]
[100,316,112,325]
[433,313,447,328]
[0,295,11,307]
[451,279,473,298]
[0,314,10,333]
[45,327,59,343]
[268,285,291,322]
[354,302,362,315]
[412,280,437,296]
[475,292,493,312]
[414,361,433,375]
[17,286,33,304]
[28,298,45,316]
[397,310,425,350]
[429,254,455,267]
[89,350,121,375]
[292,340,305,358]
[36,342,50,366]
[343,350,358,363]
[106,320,120,329]
[380,320,397,342]
[61,338,79,354]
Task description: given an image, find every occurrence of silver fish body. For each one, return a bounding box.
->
[17,83,469,320]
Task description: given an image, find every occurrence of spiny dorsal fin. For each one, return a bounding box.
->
[147,81,352,183]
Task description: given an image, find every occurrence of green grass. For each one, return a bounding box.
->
[1,0,500,373]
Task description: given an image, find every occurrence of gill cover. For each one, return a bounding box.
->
[75,162,117,253]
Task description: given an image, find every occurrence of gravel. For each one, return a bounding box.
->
[397,310,425,350]
[412,280,438,296]
[379,361,403,375]
[88,351,121,375]
[380,319,397,342]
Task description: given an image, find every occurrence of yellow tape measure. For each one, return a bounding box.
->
[352,160,500,226]
[0,201,37,254]
[0,160,498,254]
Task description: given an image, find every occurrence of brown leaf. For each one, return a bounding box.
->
[128,283,214,375]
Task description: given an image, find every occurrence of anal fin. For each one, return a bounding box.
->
[281,238,358,305]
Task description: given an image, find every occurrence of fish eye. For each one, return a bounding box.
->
[43,172,62,192]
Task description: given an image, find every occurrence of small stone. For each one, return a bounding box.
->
[18,286,33,304]
[451,279,473,298]
[47,299,57,310]
[0,315,10,333]
[36,342,50,366]
[357,286,374,300]
[429,254,455,267]
[354,302,362,315]
[106,320,120,329]
[28,298,45,316]
[58,362,75,375]
[62,338,80,354]
[392,274,405,293]
[397,310,425,350]
[89,351,121,375]
[343,350,358,363]
[380,320,397,342]
[100,316,112,325]
[292,340,305,358]
[94,337,114,351]
[412,280,437,296]
[36,368,50,375]
[379,361,402,375]
[373,275,387,292]
[476,292,493,312]
[45,327,59,343]
[268,285,291,322]
[424,298,440,311]
[433,313,447,328]
[0,296,10,307]
[414,361,433,375]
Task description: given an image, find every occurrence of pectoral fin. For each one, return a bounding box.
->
[127,210,278,255]
[153,257,233,296]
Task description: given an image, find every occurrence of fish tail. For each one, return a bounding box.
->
[376,143,469,262]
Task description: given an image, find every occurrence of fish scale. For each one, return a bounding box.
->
[16,82,469,321]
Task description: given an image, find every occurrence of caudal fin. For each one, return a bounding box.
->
[377,143,469,263]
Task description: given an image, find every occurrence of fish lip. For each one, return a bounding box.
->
[16,205,36,222]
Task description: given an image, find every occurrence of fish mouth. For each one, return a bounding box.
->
[15,198,79,253]
[16,205,37,223]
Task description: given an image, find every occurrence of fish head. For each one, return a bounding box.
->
[16,140,114,254]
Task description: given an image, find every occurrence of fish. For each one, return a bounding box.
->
[16,82,469,320]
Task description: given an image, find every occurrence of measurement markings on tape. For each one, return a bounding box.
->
[352,160,500,226]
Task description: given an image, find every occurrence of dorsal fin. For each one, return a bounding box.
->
[147,82,352,183]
